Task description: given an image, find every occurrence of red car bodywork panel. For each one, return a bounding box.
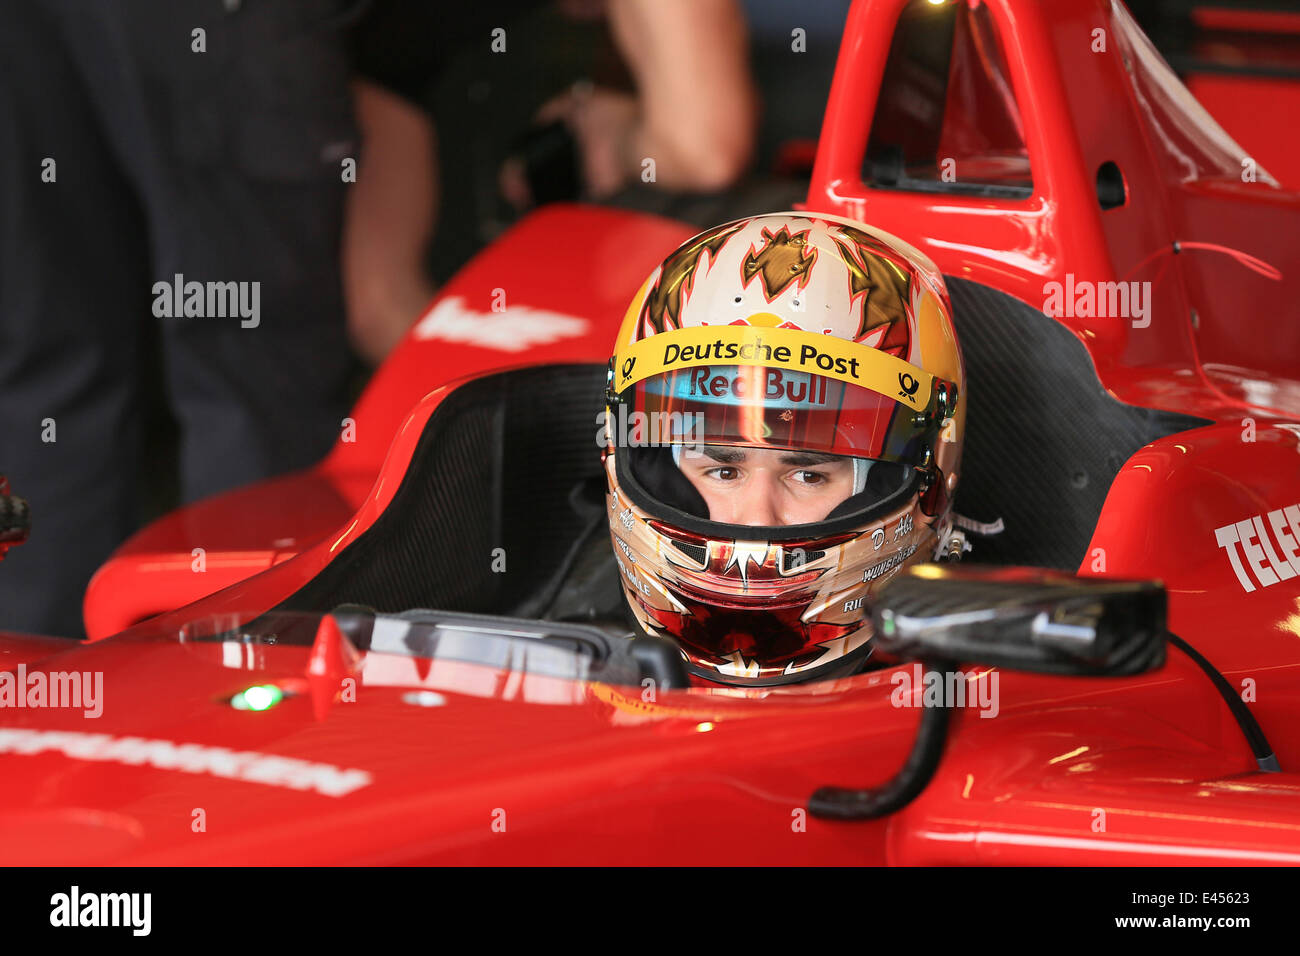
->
[2,0,1298,865]
[1184,6,1300,189]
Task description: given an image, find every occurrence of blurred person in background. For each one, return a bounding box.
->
[0,0,761,638]
[344,0,759,361]
[0,1,361,637]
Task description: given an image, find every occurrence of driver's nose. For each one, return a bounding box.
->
[730,475,783,527]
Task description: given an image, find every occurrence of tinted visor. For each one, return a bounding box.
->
[624,364,935,465]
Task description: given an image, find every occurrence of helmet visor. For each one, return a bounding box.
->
[623,364,935,465]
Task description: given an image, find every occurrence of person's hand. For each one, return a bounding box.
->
[501,83,639,209]
[501,0,756,208]
[537,83,640,199]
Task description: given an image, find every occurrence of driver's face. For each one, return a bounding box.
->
[677,445,856,526]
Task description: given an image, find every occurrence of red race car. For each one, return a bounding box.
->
[1,0,1298,866]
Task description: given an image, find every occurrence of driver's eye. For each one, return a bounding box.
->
[708,467,740,481]
[792,470,825,485]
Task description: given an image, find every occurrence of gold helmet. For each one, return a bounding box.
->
[604,212,965,686]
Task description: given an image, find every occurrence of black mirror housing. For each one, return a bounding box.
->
[872,565,1167,676]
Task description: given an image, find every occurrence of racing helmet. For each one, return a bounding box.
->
[604,212,966,686]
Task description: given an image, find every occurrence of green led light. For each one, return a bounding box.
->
[233,684,283,712]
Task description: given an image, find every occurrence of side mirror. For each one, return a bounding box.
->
[810,565,1168,821]
[872,565,1167,676]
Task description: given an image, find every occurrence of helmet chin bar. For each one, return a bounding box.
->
[683,638,877,688]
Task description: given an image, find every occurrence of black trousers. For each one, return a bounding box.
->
[0,1,360,637]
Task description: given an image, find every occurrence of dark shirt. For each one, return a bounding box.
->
[351,0,551,106]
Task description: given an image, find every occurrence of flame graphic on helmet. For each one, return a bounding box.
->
[639,221,745,335]
[829,223,914,349]
[742,226,819,301]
